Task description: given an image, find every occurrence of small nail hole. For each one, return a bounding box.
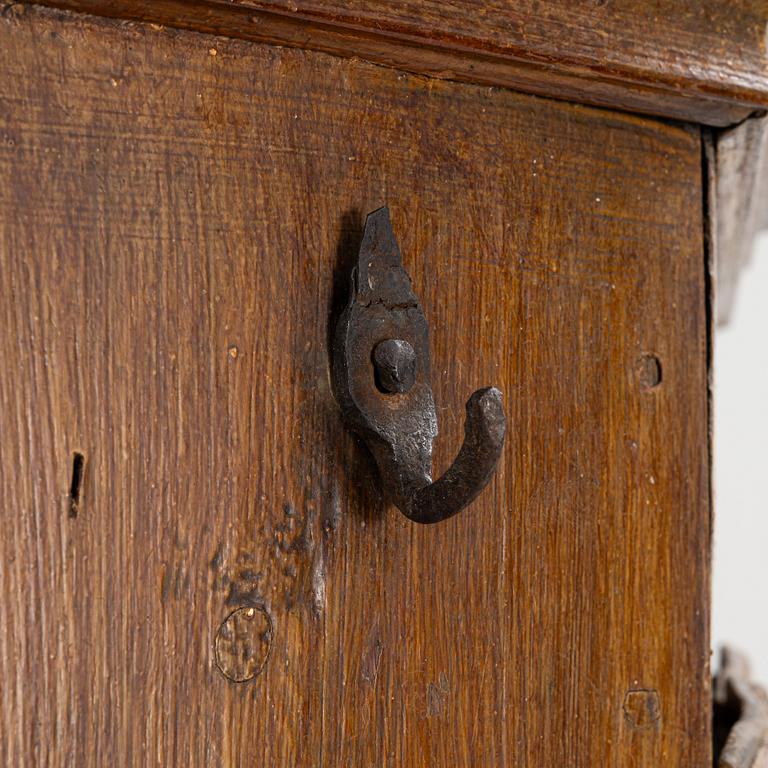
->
[637,355,662,390]
[68,452,85,518]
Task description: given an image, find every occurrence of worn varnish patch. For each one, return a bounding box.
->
[0,5,709,766]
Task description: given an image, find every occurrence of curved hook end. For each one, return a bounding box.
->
[402,386,507,524]
[465,386,507,452]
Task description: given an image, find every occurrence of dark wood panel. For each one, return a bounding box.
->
[0,5,711,766]
[23,0,768,127]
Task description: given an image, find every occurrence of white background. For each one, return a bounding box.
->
[712,231,768,681]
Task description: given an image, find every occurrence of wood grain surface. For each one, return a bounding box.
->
[26,0,768,127]
[0,5,711,766]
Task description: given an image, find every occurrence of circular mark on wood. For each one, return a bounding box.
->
[637,354,662,390]
[215,606,272,683]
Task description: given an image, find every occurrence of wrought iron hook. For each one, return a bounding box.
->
[332,207,507,524]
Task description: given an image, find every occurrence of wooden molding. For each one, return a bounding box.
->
[22,0,768,127]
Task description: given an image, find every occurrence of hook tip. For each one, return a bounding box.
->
[466,386,507,447]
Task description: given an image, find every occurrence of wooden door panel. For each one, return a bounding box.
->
[0,6,710,766]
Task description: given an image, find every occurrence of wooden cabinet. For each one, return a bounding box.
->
[1,1,763,765]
